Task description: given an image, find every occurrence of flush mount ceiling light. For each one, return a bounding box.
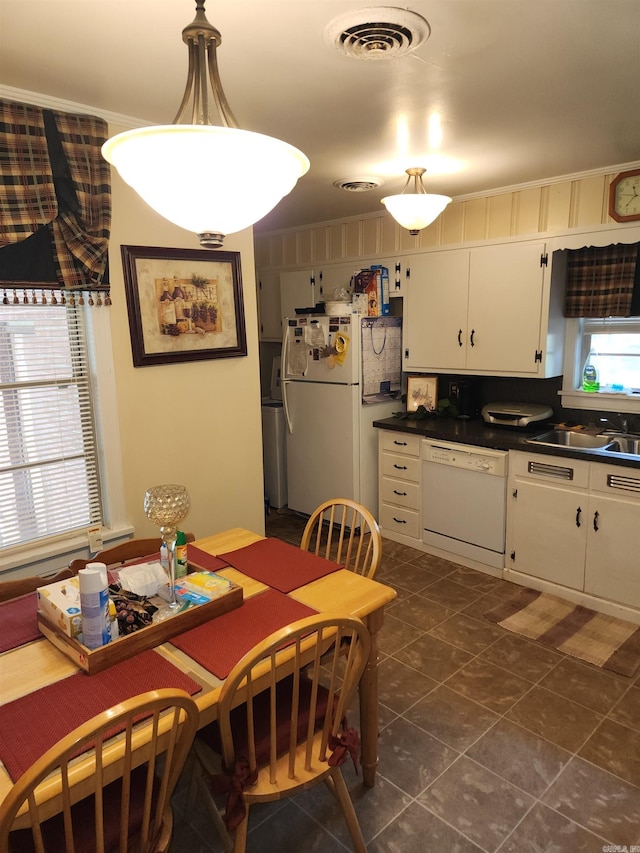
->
[381,168,451,235]
[101,1,309,248]
[324,6,430,60]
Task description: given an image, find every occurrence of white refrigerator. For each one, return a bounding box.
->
[281,313,402,517]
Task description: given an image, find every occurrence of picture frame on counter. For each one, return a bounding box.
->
[121,245,247,367]
[407,375,438,412]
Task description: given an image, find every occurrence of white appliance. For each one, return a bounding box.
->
[281,314,401,517]
[261,356,286,509]
[422,440,509,569]
[261,402,287,508]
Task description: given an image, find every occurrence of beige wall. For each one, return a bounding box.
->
[108,121,264,542]
[254,165,640,270]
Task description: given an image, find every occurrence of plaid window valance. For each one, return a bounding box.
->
[0,98,111,296]
[563,241,640,318]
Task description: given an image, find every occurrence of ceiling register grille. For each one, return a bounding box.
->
[325,7,431,60]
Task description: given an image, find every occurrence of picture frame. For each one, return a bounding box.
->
[406,375,438,412]
[121,245,247,367]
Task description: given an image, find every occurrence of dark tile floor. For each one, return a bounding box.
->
[170,509,640,852]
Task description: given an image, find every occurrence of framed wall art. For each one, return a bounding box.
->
[406,374,438,412]
[121,245,247,367]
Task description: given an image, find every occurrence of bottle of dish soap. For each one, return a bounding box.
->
[582,350,599,392]
[175,530,188,579]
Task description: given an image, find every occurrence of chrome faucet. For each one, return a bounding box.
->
[599,415,629,434]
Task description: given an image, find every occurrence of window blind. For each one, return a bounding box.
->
[0,290,102,549]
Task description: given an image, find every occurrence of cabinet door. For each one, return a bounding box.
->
[467,242,546,374]
[280,269,315,321]
[509,478,586,589]
[403,250,470,371]
[584,494,640,608]
[257,270,282,341]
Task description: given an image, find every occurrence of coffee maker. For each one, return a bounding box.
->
[453,380,477,419]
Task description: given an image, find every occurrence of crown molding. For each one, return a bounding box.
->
[0,85,149,130]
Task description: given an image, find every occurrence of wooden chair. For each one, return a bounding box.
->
[190,614,371,853]
[68,532,195,573]
[0,568,75,604]
[300,498,382,579]
[0,688,199,853]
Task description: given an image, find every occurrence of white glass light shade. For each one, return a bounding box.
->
[381,192,451,233]
[102,125,310,246]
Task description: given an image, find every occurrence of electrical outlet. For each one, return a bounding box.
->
[449,382,459,398]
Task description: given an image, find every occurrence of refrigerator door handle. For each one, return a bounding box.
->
[281,327,293,433]
[282,380,293,433]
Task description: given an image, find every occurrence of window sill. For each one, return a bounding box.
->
[1,524,135,579]
[559,389,640,415]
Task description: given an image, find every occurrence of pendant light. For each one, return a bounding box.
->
[101,1,309,248]
[381,167,451,235]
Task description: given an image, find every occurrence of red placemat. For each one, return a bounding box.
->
[0,649,202,781]
[170,589,318,679]
[0,592,39,654]
[218,538,342,593]
[187,544,229,573]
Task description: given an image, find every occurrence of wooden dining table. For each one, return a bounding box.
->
[0,527,397,811]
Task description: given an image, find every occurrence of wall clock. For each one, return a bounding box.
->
[608,168,640,222]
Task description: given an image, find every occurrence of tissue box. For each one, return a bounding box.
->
[37,576,83,639]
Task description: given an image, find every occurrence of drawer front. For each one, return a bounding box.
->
[382,453,421,481]
[381,504,420,539]
[381,477,420,510]
[381,432,421,457]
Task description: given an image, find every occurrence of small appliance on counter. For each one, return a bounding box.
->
[481,402,553,428]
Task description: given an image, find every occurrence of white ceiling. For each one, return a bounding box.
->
[2,0,639,235]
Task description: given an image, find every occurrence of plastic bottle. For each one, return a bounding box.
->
[582,350,599,392]
[79,563,111,649]
[175,531,188,579]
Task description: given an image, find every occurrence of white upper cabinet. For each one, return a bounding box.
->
[279,269,318,321]
[403,249,470,370]
[257,269,283,341]
[403,240,564,378]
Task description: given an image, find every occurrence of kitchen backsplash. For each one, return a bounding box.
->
[434,373,639,431]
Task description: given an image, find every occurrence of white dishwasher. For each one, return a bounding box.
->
[422,440,508,570]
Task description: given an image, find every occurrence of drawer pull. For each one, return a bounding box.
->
[393,464,407,470]
[393,490,407,496]
[593,510,599,532]
[393,440,408,446]
[575,506,582,528]
[393,517,407,524]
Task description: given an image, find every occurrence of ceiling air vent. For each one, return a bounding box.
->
[324,6,431,60]
[333,177,384,192]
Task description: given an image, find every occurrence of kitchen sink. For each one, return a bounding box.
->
[526,429,640,457]
[526,430,614,449]
[604,434,640,455]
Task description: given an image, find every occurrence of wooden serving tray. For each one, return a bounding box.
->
[37,581,243,675]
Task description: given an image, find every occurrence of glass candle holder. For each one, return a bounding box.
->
[143,484,190,609]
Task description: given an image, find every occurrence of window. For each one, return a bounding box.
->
[580,317,640,393]
[0,290,102,549]
[578,317,640,394]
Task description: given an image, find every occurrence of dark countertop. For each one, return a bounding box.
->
[372,416,640,470]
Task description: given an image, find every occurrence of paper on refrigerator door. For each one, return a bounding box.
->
[287,338,309,375]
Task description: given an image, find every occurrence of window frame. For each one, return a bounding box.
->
[1,303,131,576]
[560,316,640,415]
